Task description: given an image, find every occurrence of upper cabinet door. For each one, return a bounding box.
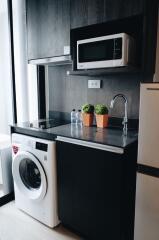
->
[27,0,70,60]
[71,0,143,29]
[26,0,144,59]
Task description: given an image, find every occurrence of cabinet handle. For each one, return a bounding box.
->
[56,136,124,154]
[146,88,159,91]
[28,55,72,66]
[138,164,159,178]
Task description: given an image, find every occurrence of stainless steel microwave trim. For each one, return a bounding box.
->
[28,55,72,66]
[56,136,124,154]
[77,33,135,70]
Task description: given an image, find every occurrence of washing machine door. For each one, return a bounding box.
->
[12,151,47,201]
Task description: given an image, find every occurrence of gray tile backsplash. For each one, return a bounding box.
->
[48,65,140,119]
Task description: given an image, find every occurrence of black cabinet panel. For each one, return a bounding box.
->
[71,0,88,29]
[103,0,143,20]
[71,0,143,29]
[26,0,146,61]
[26,0,70,60]
[57,141,137,240]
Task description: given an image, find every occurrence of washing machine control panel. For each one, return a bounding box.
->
[36,142,48,152]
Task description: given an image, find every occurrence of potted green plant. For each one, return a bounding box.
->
[95,104,109,128]
[82,104,94,126]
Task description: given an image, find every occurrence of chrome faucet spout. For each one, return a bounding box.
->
[110,94,128,135]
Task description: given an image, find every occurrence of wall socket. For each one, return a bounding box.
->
[88,80,101,89]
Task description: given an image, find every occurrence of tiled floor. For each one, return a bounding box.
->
[0,202,81,240]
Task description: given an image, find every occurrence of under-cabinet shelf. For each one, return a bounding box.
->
[67,66,141,76]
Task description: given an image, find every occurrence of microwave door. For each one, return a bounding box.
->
[78,39,114,62]
[77,36,123,69]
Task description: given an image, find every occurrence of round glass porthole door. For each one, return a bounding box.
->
[12,151,47,201]
[19,158,41,190]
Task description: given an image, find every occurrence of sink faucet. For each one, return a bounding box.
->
[110,94,128,135]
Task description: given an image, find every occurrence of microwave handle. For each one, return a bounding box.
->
[126,38,129,63]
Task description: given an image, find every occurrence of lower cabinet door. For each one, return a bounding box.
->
[134,173,159,240]
[56,141,125,240]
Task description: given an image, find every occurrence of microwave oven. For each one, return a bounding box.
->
[77,33,135,70]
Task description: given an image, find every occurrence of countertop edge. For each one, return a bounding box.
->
[10,125,138,149]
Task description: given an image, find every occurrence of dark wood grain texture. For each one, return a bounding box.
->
[48,65,140,119]
[26,0,70,60]
[56,141,137,240]
[70,0,88,29]
[141,0,158,82]
[26,0,157,80]
[70,15,144,72]
[26,0,144,59]
[70,0,158,81]
[70,0,144,29]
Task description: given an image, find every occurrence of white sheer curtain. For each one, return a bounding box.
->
[12,0,38,123]
[0,0,13,198]
[0,0,13,134]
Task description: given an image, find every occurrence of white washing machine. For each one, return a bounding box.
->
[12,133,59,227]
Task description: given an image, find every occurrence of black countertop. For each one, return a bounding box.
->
[11,122,138,149]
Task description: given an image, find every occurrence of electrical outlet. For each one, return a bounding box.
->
[64,46,70,55]
[88,80,101,89]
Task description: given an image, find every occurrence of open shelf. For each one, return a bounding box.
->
[67,66,141,76]
[70,15,143,76]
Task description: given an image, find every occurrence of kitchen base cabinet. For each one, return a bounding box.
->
[56,139,137,240]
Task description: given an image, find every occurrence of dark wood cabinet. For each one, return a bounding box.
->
[70,0,143,29]
[70,0,158,80]
[56,139,137,240]
[26,0,157,80]
[26,0,70,60]
[26,0,144,60]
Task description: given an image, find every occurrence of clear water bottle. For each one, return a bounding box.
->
[71,109,76,124]
[76,109,82,125]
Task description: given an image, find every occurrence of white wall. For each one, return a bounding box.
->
[12,0,38,123]
[27,64,38,121]
[0,0,14,134]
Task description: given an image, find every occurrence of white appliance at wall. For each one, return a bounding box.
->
[134,83,159,240]
[0,0,14,134]
[12,134,59,227]
[0,134,13,197]
[77,33,135,70]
